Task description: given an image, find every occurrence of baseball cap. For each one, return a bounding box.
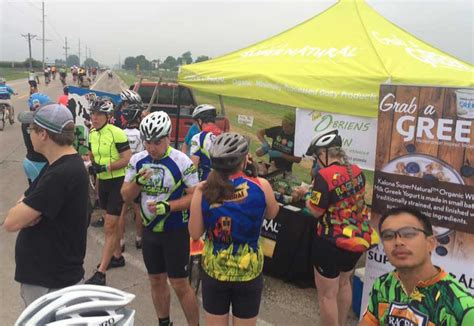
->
[18,103,74,134]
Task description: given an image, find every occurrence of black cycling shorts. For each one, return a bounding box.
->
[202,272,263,319]
[98,177,124,216]
[28,80,37,88]
[311,236,362,279]
[142,227,189,278]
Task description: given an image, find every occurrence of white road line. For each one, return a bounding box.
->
[90,72,107,90]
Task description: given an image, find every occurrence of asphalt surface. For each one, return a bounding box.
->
[0,73,359,325]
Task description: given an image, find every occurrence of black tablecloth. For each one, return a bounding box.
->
[261,202,316,287]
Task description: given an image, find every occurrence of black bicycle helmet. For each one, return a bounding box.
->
[122,103,143,123]
[210,132,249,171]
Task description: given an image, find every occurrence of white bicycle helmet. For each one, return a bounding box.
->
[120,89,142,104]
[0,77,6,84]
[192,104,216,120]
[90,97,114,114]
[140,111,172,141]
[306,128,342,157]
[15,285,135,326]
[210,132,249,171]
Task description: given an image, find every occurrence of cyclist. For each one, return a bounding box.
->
[28,70,40,94]
[190,104,222,181]
[21,93,51,184]
[72,66,78,83]
[121,111,200,326]
[0,77,17,125]
[51,64,57,80]
[43,66,51,85]
[118,103,145,251]
[84,97,132,286]
[305,129,379,326]
[189,132,279,325]
[114,89,142,129]
[59,65,67,86]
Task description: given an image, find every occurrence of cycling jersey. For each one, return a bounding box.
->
[190,124,221,181]
[0,85,14,99]
[124,146,198,232]
[363,268,474,326]
[308,162,379,253]
[124,127,144,154]
[28,72,37,81]
[88,123,130,180]
[201,172,267,282]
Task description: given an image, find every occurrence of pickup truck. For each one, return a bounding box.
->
[131,81,230,145]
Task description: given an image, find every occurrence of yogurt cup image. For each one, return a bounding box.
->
[455,89,474,119]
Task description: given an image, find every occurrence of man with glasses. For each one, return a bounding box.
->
[121,111,200,326]
[4,104,89,306]
[360,206,474,326]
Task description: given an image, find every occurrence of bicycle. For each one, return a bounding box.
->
[0,103,6,131]
[188,238,204,295]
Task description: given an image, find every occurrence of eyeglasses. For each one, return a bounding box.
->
[26,126,35,135]
[381,227,430,242]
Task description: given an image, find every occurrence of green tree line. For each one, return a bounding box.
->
[122,51,210,71]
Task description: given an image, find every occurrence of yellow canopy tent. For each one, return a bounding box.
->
[178,0,473,118]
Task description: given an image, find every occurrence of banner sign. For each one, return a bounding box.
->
[361,85,474,316]
[295,108,378,170]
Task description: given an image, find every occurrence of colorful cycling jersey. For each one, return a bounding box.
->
[125,146,198,232]
[201,172,266,282]
[308,162,379,253]
[363,268,474,326]
[124,127,144,154]
[88,123,130,180]
[190,125,221,181]
[0,85,14,99]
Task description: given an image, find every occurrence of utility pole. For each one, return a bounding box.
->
[38,1,50,68]
[21,33,37,70]
[78,38,81,65]
[63,37,70,64]
[85,45,88,60]
[118,54,121,70]
[42,1,45,68]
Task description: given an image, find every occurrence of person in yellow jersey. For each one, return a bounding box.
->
[85,97,132,286]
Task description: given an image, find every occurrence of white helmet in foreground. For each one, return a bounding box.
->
[140,111,172,141]
[15,285,135,326]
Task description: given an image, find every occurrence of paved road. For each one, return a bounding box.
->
[0,74,359,325]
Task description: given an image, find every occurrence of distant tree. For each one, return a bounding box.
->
[84,58,99,67]
[135,55,152,71]
[23,58,42,69]
[181,51,193,64]
[66,55,80,67]
[195,55,210,63]
[123,56,137,70]
[55,59,66,66]
[161,56,177,70]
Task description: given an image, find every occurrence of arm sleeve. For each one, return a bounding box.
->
[124,155,137,183]
[182,159,199,188]
[264,126,280,139]
[361,279,381,326]
[308,173,329,211]
[190,133,201,156]
[114,129,130,153]
[22,172,65,220]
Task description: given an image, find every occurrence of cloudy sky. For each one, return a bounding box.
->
[1,0,472,66]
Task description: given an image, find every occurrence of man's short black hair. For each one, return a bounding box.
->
[379,206,433,235]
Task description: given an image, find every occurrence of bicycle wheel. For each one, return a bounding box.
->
[0,106,5,131]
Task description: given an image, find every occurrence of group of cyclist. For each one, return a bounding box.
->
[5,76,473,325]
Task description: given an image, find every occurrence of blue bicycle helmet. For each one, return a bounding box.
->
[28,93,52,110]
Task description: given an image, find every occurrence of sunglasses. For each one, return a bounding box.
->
[380,226,430,242]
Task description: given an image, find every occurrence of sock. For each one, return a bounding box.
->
[159,317,171,326]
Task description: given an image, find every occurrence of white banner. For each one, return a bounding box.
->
[295,109,378,170]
